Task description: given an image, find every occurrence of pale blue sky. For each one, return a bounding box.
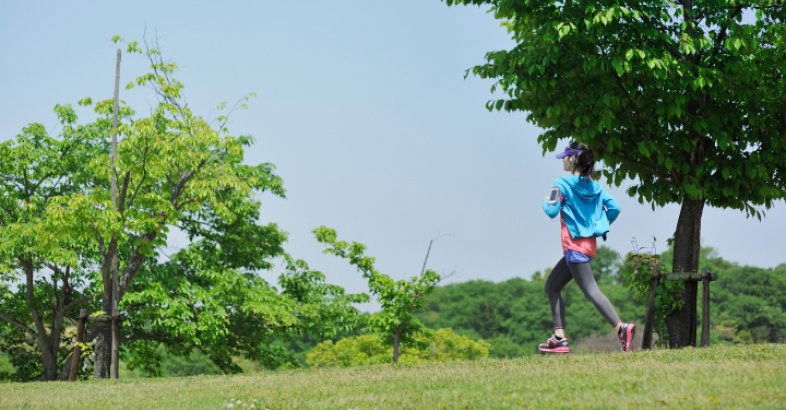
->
[2,1,783,300]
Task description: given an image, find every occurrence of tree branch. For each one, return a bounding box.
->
[124,330,182,343]
[118,230,159,299]
[118,171,131,213]
[708,6,744,59]
[91,225,106,257]
[637,12,690,64]
[51,274,68,357]
[63,295,91,313]
[127,146,151,208]
[0,311,36,337]
[21,257,52,358]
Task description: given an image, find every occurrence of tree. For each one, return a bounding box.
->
[0,110,106,380]
[58,37,292,377]
[314,227,441,363]
[591,246,623,284]
[707,254,786,344]
[0,37,373,381]
[444,0,786,346]
[0,36,290,378]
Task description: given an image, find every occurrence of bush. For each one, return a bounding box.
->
[0,352,14,381]
[306,328,490,368]
[618,252,683,346]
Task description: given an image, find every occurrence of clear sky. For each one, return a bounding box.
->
[2,1,784,301]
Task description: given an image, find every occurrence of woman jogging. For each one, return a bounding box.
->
[538,142,636,353]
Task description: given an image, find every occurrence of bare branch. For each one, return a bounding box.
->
[419,233,452,276]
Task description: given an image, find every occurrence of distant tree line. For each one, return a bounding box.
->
[416,246,786,357]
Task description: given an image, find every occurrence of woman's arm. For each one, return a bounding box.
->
[542,187,562,219]
[602,188,621,224]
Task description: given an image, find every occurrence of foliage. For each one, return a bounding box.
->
[619,245,786,345]
[125,346,224,378]
[122,244,297,376]
[306,334,390,367]
[705,255,786,344]
[444,0,786,215]
[0,38,365,380]
[419,245,786,355]
[277,256,370,341]
[618,252,684,345]
[590,246,623,284]
[71,37,289,377]
[306,328,490,368]
[0,113,105,380]
[122,249,369,375]
[0,352,13,382]
[257,257,370,369]
[445,0,786,346]
[416,252,647,357]
[314,227,441,363]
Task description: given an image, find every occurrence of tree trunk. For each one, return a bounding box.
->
[22,258,58,381]
[109,47,122,381]
[40,345,58,381]
[93,322,111,378]
[666,197,705,348]
[67,309,89,381]
[392,331,400,364]
[59,353,75,381]
[94,280,113,379]
[42,318,67,381]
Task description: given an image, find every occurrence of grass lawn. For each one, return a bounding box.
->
[1,344,784,409]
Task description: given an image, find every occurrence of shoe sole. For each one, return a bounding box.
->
[538,347,570,353]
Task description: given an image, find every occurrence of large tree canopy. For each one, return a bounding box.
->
[446,0,785,211]
[445,0,785,346]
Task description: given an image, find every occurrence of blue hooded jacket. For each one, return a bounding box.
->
[542,175,620,239]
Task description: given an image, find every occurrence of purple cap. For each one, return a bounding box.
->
[556,147,583,159]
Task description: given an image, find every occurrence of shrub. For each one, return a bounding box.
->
[306,328,490,368]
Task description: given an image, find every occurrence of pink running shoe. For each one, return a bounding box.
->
[538,335,570,353]
[618,323,636,352]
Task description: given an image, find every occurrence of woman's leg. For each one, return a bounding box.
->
[545,257,572,334]
[566,262,621,327]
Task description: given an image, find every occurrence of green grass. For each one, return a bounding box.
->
[2,344,785,409]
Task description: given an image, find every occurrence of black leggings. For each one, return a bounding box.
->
[545,257,620,329]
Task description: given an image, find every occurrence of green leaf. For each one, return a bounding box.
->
[611,59,624,76]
